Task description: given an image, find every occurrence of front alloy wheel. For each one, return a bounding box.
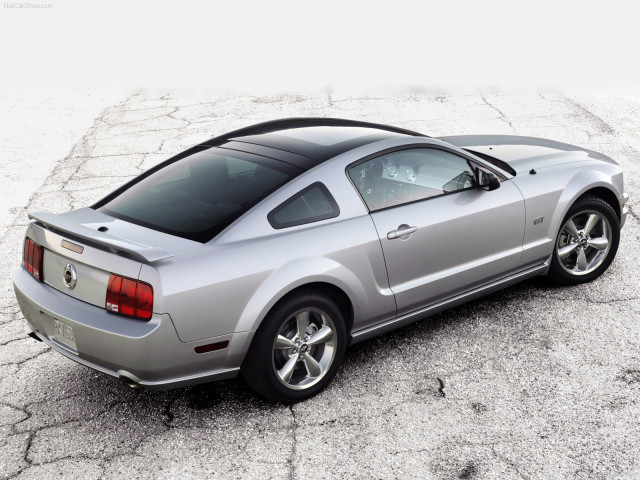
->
[556,210,612,275]
[549,195,620,284]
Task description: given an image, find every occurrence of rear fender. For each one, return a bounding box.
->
[235,257,367,333]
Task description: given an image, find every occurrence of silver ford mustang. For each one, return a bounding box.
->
[14,118,629,403]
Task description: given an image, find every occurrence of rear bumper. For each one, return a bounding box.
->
[13,268,254,389]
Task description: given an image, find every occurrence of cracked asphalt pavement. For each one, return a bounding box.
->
[1,91,639,479]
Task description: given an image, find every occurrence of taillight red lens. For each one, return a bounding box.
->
[119,278,137,316]
[134,282,154,319]
[105,275,122,313]
[105,273,153,320]
[23,238,43,281]
[32,244,42,280]
[24,240,33,275]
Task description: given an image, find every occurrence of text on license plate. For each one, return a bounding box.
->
[53,319,77,350]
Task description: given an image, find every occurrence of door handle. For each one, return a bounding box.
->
[387,225,417,240]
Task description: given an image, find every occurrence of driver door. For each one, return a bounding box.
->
[348,147,525,316]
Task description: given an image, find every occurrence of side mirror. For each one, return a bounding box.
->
[476,168,500,191]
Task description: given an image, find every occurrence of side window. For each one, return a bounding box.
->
[348,148,476,211]
[268,182,340,229]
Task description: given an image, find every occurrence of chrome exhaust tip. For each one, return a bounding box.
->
[118,372,143,390]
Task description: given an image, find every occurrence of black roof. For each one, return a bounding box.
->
[205,118,426,166]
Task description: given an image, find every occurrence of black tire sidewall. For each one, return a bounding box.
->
[549,197,620,285]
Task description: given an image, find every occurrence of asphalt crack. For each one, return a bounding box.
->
[481,96,517,133]
[2,91,639,479]
[0,94,134,244]
[562,97,616,136]
[437,377,446,398]
[163,401,175,429]
[492,448,531,480]
[564,97,640,168]
[162,393,183,430]
[288,405,298,480]
[327,93,334,107]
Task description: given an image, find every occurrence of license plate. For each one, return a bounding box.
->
[53,319,77,350]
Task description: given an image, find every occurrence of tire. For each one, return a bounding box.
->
[548,195,620,285]
[241,290,346,403]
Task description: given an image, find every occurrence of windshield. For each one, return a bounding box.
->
[95,147,302,242]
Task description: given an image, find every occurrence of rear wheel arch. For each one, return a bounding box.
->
[267,282,354,336]
[241,284,349,403]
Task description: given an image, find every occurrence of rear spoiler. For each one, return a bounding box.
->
[28,211,174,263]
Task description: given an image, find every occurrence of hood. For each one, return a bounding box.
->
[438,135,617,173]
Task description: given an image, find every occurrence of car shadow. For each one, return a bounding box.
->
[167,276,560,411]
[40,275,564,421]
[340,275,562,376]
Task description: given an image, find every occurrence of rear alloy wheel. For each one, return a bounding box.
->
[273,307,337,390]
[242,291,346,403]
[548,195,620,284]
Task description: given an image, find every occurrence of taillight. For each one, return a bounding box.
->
[105,273,154,320]
[23,238,43,281]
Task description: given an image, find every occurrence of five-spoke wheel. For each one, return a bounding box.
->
[549,195,620,284]
[273,308,337,390]
[242,290,346,403]
[556,210,612,275]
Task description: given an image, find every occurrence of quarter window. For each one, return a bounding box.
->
[268,182,340,229]
[348,148,476,211]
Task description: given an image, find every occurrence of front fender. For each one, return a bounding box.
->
[514,161,623,266]
[553,167,623,234]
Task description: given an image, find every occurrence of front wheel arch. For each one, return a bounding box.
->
[547,194,620,285]
[579,187,621,222]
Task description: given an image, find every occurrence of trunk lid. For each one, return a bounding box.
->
[27,208,196,310]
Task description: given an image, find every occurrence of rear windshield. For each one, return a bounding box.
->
[96,147,302,242]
